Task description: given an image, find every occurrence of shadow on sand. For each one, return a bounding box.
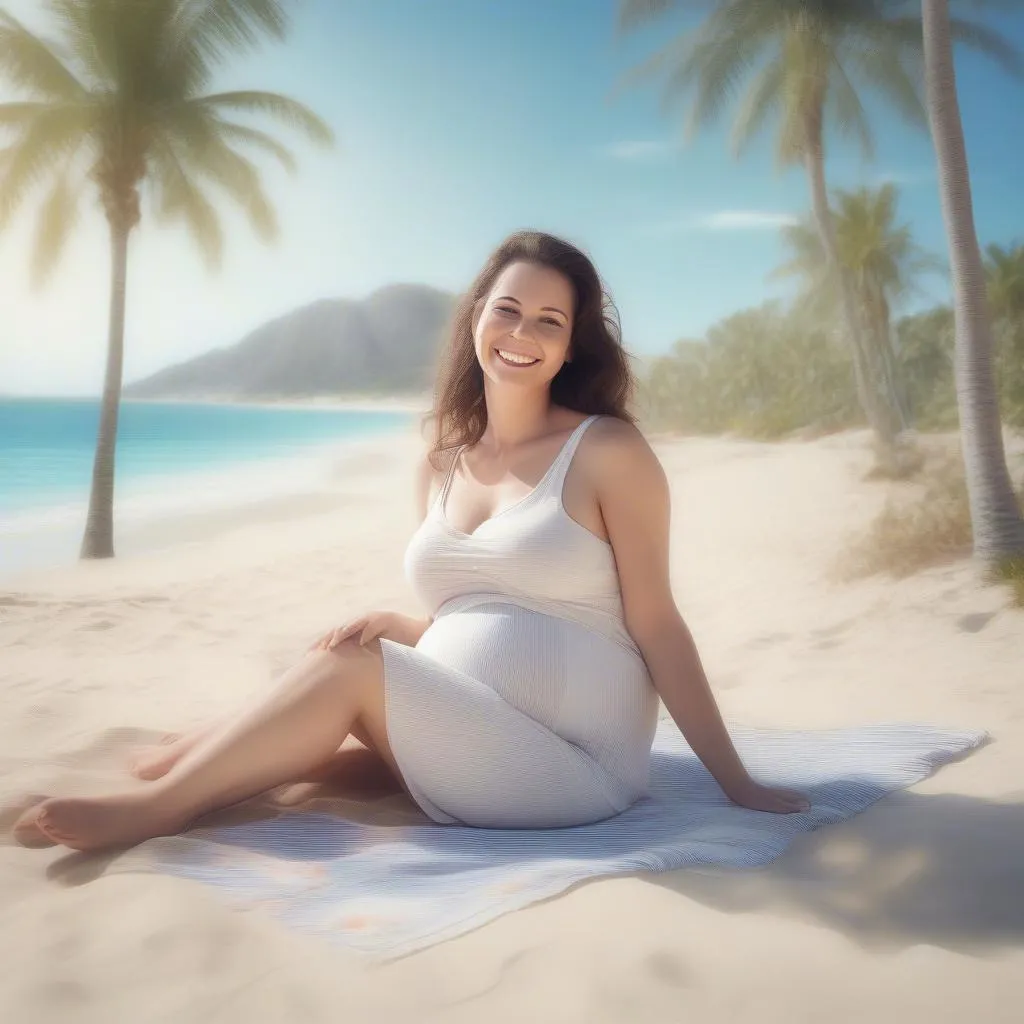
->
[648,788,1024,955]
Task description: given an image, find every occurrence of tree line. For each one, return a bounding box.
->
[640,201,1024,442]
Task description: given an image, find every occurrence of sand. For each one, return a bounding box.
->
[1,426,1022,1024]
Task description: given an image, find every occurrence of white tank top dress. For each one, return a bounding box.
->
[379,414,659,827]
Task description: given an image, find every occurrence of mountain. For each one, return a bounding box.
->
[123,283,457,400]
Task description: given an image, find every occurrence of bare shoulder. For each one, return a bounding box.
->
[583,416,667,492]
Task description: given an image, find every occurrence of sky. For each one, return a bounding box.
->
[1,0,1023,396]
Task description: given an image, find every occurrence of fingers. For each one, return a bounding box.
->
[311,621,358,652]
[325,617,378,650]
[359,621,381,646]
[326,625,355,650]
[779,789,811,813]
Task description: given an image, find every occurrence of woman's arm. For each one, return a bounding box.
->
[593,421,808,814]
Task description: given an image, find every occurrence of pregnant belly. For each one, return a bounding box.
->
[415,602,655,742]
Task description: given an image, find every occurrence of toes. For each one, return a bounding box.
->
[12,804,57,849]
[31,801,90,850]
[13,822,56,849]
[33,811,67,845]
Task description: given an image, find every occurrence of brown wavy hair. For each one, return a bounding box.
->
[425,230,636,468]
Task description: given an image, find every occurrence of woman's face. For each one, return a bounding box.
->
[473,261,574,389]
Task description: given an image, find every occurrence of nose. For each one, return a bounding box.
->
[510,318,535,342]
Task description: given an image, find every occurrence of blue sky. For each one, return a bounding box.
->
[2,0,1023,395]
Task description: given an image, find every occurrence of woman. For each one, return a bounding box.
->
[15,230,808,852]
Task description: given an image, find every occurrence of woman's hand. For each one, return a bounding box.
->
[724,778,810,814]
[310,611,428,651]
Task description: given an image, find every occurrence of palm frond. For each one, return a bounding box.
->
[948,15,1023,76]
[730,57,784,157]
[198,90,334,146]
[213,119,298,172]
[673,9,778,139]
[160,0,293,99]
[617,0,682,33]
[168,0,290,62]
[192,138,279,241]
[158,101,280,242]
[611,29,693,101]
[46,0,120,90]
[149,139,225,267]
[30,166,81,285]
[844,33,926,128]
[826,56,873,158]
[0,104,93,228]
[0,9,87,99]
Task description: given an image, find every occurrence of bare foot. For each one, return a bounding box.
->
[9,795,57,849]
[14,792,187,852]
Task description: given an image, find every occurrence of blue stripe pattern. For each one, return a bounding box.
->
[113,719,988,959]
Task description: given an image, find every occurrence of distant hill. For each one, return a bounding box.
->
[123,283,457,400]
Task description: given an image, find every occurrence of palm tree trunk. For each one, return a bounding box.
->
[80,220,130,559]
[868,280,911,432]
[922,0,1024,558]
[803,141,899,451]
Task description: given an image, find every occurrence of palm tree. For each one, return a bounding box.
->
[772,182,944,433]
[616,0,1012,466]
[921,0,1024,559]
[0,0,333,559]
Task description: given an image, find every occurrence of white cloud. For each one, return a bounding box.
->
[602,139,674,161]
[699,209,799,230]
[645,209,799,235]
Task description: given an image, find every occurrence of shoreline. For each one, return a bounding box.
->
[124,394,432,414]
[0,420,425,586]
[3,393,433,414]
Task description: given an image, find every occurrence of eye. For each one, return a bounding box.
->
[494,305,517,316]
[541,317,563,328]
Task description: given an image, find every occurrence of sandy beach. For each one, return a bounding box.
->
[2,425,1023,1024]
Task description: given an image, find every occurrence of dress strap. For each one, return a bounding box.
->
[541,415,600,496]
[434,445,465,509]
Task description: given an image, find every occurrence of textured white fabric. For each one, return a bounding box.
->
[380,414,660,827]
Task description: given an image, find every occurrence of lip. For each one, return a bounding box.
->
[494,346,540,364]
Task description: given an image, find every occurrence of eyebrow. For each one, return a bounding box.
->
[494,295,568,319]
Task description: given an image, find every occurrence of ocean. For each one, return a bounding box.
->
[0,397,415,578]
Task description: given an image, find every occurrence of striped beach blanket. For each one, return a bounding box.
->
[115,720,987,959]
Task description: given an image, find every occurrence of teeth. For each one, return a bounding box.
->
[497,349,537,365]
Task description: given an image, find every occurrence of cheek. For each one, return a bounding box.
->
[546,331,572,361]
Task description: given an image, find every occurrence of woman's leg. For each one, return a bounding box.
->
[129,724,218,780]
[129,716,391,784]
[14,641,398,852]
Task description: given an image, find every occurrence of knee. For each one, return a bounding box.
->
[311,637,383,681]
[320,636,382,659]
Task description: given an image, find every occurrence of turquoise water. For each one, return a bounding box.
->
[0,397,413,574]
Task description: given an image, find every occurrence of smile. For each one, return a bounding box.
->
[496,348,540,367]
